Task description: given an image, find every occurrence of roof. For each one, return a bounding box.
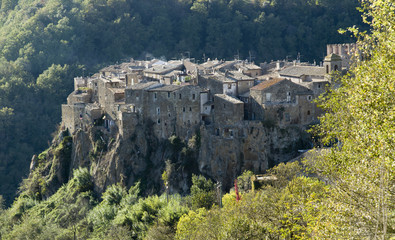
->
[214,94,243,104]
[324,53,342,62]
[200,60,223,69]
[208,73,236,83]
[238,63,262,71]
[148,85,182,92]
[128,82,161,90]
[144,63,183,74]
[279,66,325,78]
[228,71,255,81]
[250,78,286,91]
[108,88,125,94]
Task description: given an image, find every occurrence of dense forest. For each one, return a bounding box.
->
[0,0,364,206]
[0,0,394,238]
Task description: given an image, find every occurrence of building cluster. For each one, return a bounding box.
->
[62,44,354,139]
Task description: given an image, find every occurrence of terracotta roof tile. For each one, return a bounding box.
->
[250,78,285,91]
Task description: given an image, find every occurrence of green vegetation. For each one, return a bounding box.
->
[0,0,363,205]
[2,0,394,238]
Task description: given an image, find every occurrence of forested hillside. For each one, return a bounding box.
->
[0,0,363,205]
[1,0,393,237]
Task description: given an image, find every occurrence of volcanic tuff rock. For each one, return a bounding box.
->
[33,120,310,197]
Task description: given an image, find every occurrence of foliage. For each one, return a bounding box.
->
[0,0,364,205]
[306,0,395,238]
[189,174,216,209]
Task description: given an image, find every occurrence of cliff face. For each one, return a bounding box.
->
[32,120,310,198]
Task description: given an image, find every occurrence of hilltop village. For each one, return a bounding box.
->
[63,44,353,137]
[60,44,355,192]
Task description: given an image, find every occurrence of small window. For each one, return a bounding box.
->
[318,84,321,89]
[266,93,272,102]
[183,107,185,112]
[174,93,176,99]
[192,94,195,100]
[286,92,291,102]
[285,113,290,122]
[307,110,311,115]
[157,119,160,124]
[168,92,170,98]
[157,107,160,115]
[154,93,157,99]
[179,94,182,99]
[223,104,226,109]
[307,95,312,101]
[228,84,231,89]
[189,107,192,111]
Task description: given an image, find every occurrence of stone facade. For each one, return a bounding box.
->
[249,78,317,125]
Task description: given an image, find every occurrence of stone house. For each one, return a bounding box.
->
[143,62,184,83]
[236,63,262,77]
[125,82,205,138]
[212,94,244,138]
[249,78,317,125]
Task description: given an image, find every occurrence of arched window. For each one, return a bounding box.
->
[334,65,338,71]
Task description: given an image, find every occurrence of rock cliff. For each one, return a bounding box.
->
[30,120,310,198]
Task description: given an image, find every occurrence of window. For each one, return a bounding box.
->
[183,107,185,112]
[168,92,170,98]
[286,92,291,102]
[307,95,312,101]
[228,84,231,89]
[285,113,290,122]
[189,107,192,111]
[157,119,160,124]
[174,93,176,99]
[157,107,160,115]
[307,110,311,115]
[266,93,272,102]
[179,94,182,99]
[192,94,195,100]
[154,93,157,99]
[223,104,226,109]
[318,84,321,89]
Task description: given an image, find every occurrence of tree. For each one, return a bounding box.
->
[190,175,216,209]
[309,0,395,237]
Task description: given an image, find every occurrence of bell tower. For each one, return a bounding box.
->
[323,53,342,74]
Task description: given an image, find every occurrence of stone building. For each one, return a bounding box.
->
[249,78,317,125]
[326,43,357,69]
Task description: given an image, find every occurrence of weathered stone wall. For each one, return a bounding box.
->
[213,94,244,125]
[237,80,254,95]
[61,104,85,133]
[198,75,223,97]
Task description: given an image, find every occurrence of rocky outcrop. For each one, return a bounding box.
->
[31,120,311,198]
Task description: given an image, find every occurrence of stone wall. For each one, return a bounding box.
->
[213,94,244,125]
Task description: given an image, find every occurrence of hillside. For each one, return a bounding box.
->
[0,0,394,238]
[0,0,363,205]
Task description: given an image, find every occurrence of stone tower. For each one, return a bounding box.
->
[323,53,342,74]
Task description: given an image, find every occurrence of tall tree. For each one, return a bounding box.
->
[310,0,395,238]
